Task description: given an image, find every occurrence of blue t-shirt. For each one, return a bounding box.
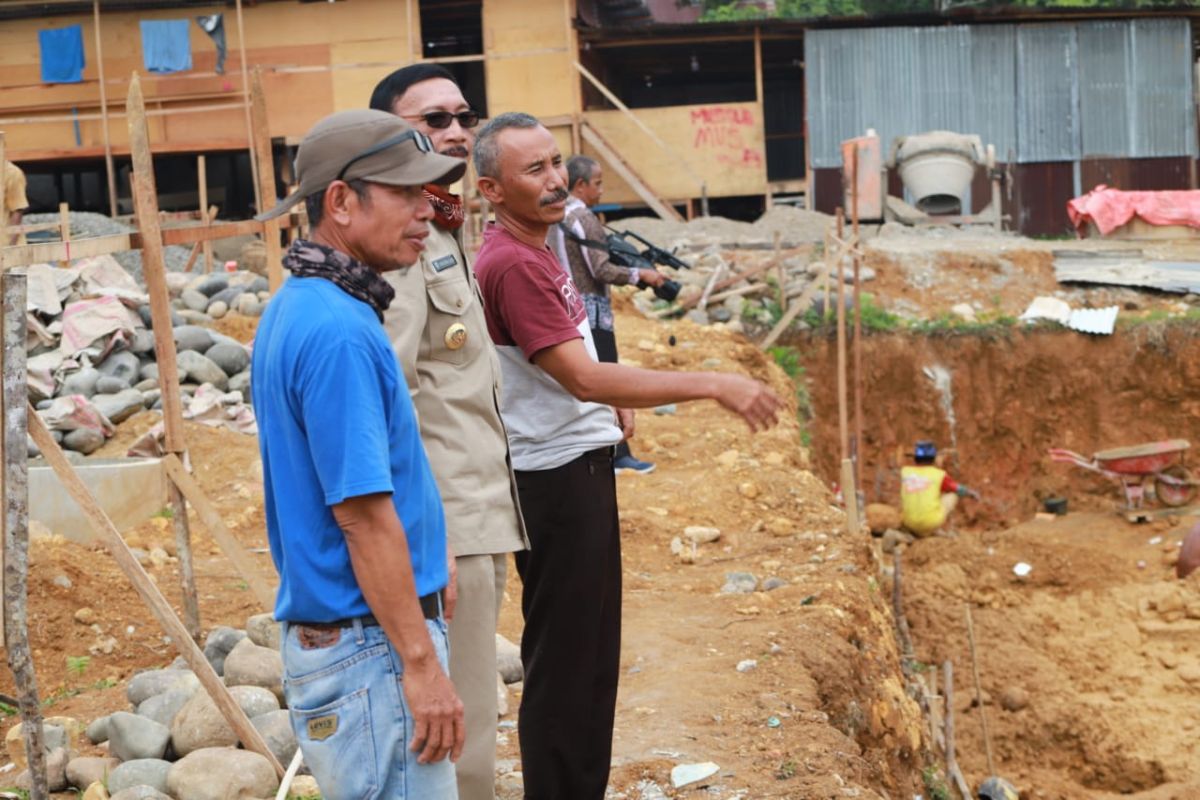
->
[251,276,448,623]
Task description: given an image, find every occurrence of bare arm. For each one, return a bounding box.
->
[332,493,464,764]
[533,338,783,432]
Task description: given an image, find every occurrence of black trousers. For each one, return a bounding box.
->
[514,448,622,800]
[590,327,632,461]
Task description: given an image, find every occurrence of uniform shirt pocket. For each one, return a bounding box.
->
[426,276,477,366]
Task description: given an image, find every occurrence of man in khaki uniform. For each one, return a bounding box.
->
[370,65,527,800]
[4,160,29,246]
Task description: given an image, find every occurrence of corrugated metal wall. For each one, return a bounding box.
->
[805,18,1195,168]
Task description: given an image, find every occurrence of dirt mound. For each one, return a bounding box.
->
[617,206,833,253]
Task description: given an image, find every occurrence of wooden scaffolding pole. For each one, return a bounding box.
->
[126,73,201,640]
[851,147,865,498]
[27,412,285,778]
[250,67,283,291]
[93,0,119,216]
[835,208,849,462]
[3,274,49,800]
[1,132,7,256]
[235,0,262,212]
[197,155,213,273]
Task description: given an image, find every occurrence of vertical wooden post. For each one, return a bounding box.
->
[965,605,996,775]
[840,458,859,536]
[92,0,119,217]
[851,146,864,497]
[835,207,848,463]
[944,660,972,799]
[126,73,201,640]
[3,274,48,800]
[235,0,262,212]
[773,230,786,312]
[58,203,71,268]
[753,26,764,105]
[198,156,214,273]
[566,0,582,156]
[0,131,7,256]
[250,68,283,291]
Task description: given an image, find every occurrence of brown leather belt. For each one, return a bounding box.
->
[295,591,443,629]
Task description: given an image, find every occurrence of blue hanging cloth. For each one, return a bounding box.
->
[38,24,85,84]
[140,19,193,74]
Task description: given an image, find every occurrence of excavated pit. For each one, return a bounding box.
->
[795,324,1200,799]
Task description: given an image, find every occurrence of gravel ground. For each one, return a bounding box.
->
[23,211,194,286]
[618,205,834,252]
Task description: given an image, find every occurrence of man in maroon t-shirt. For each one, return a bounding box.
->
[472,111,783,800]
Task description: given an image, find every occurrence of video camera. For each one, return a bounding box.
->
[559,225,691,303]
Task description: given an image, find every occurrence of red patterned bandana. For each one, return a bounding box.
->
[424,184,464,231]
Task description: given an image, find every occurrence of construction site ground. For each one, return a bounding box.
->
[6,219,1200,798]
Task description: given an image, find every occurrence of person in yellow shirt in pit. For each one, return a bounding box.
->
[900,440,979,537]
[4,159,30,246]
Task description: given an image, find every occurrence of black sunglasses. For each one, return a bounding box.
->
[336,129,434,181]
[408,110,481,130]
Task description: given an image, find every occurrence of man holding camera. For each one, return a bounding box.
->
[551,155,665,474]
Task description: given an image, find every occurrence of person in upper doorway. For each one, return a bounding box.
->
[471,111,784,800]
[550,154,666,475]
[3,158,29,246]
[900,440,980,537]
[369,64,529,800]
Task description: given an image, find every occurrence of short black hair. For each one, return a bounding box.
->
[369,64,458,113]
[305,179,370,228]
[566,155,598,190]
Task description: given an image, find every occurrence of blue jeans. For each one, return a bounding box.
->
[280,617,458,800]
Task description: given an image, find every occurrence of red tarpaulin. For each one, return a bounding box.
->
[1067,185,1200,236]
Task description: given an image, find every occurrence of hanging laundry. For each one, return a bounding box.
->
[140,19,192,73]
[38,24,85,84]
[195,14,227,75]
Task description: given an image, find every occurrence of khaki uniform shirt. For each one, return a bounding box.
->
[384,223,528,557]
[3,161,29,245]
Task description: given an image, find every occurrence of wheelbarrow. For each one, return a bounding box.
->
[1048,439,1197,509]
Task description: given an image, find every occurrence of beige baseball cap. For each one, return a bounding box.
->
[256,109,466,221]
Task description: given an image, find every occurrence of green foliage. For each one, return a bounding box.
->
[774,759,799,780]
[0,789,31,800]
[287,794,322,800]
[922,766,953,800]
[697,0,1193,22]
[66,655,90,678]
[152,506,174,519]
[766,346,813,443]
[0,701,17,717]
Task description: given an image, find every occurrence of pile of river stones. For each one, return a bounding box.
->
[4,613,306,799]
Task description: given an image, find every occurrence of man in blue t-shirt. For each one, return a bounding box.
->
[251,109,467,798]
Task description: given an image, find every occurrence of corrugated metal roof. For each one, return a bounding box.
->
[806,18,1195,169]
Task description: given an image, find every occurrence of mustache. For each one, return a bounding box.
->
[440,146,469,159]
[539,188,569,206]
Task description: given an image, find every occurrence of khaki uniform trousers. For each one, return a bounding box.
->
[449,552,508,800]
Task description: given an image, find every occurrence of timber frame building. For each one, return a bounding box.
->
[2,0,1198,235]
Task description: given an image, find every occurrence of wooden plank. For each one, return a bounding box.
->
[93,0,118,216]
[198,156,214,274]
[4,274,48,798]
[26,410,286,778]
[161,454,276,611]
[236,0,262,211]
[250,68,283,291]
[0,131,6,258]
[580,123,682,222]
[759,235,850,350]
[127,72,201,639]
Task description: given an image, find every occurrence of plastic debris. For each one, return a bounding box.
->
[1013,562,1033,578]
[766,715,781,728]
[670,762,720,789]
[736,659,758,673]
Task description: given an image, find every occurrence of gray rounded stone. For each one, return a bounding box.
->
[127,669,200,706]
[208,331,243,350]
[175,310,213,325]
[63,427,105,455]
[86,714,111,744]
[95,375,131,394]
[134,378,159,392]
[228,371,251,397]
[98,351,141,385]
[137,685,197,729]
[170,685,279,756]
[208,286,244,309]
[181,289,210,313]
[66,755,120,790]
[110,787,172,800]
[234,294,263,317]
[250,709,297,767]
[204,343,249,377]
[223,639,283,701]
[61,367,101,398]
[107,759,171,794]
[194,274,230,298]
[202,626,247,676]
[176,350,229,391]
[92,389,145,424]
[172,325,214,354]
[130,329,156,354]
[107,711,170,761]
[207,300,228,319]
[245,613,279,650]
[167,748,278,800]
[142,389,161,409]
